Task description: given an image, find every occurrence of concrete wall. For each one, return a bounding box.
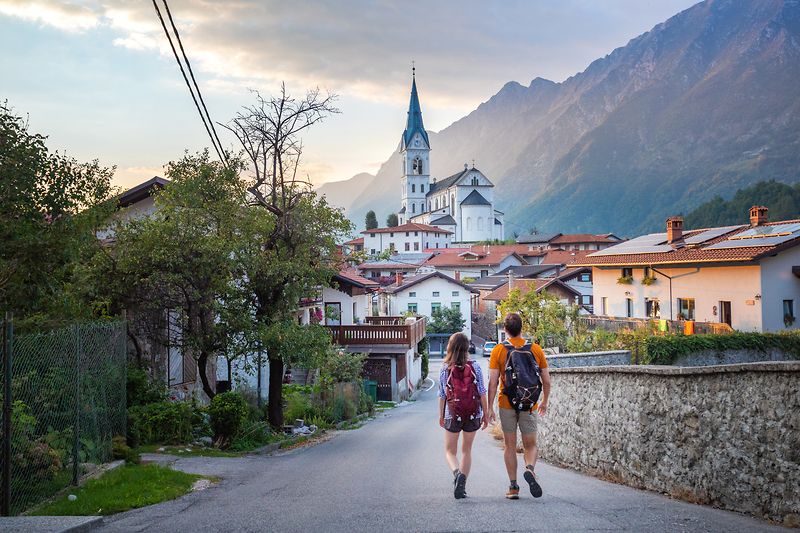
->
[592,264,763,331]
[538,362,800,525]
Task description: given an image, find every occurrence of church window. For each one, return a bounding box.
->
[472,176,479,186]
[420,184,425,193]
[412,204,416,213]
[477,217,484,231]
[412,184,416,193]
[466,217,472,231]
[450,204,454,216]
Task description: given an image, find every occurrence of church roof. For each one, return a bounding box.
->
[402,76,430,149]
[430,215,457,226]
[426,169,469,196]
[461,190,492,206]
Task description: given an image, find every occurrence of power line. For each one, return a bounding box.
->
[151,0,226,166]
[160,0,227,166]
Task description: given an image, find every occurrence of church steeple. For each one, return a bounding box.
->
[402,66,430,150]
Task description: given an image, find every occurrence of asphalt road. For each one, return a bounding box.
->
[100,358,785,532]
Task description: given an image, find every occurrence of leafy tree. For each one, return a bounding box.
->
[93,151,255,399]
[365,210,379,230]
[0,102,114,326]
[426,306,466,334]
[223,85,353,428]
[497,288,578,350]
[386,213,398,227]
[685,180,800,229]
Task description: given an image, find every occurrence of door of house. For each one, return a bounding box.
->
[719,301,732,326]
[363,358,392,401]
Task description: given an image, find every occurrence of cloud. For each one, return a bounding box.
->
[0,0,99,32]
[0,0,698,112]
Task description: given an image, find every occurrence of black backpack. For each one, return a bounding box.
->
[502,341,542,412]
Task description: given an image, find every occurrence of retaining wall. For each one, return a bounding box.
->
[538,362,800,526]
[547,350,631,368]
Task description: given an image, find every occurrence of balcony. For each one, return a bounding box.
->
[327,317,427,348]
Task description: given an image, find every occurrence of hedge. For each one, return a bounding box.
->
[644,331,800,365]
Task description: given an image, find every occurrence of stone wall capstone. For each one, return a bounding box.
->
[538,362,800,526]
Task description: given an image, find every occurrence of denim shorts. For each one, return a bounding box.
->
[444,417,481,433]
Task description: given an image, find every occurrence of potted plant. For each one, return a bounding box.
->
[641,275,657,286]
[617,275,633,285]
[784,314,795,327]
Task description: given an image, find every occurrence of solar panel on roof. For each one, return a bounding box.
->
[729,223,800,240]
[705,234,800,249]
[684,225,743,244]
[590,244,673,256]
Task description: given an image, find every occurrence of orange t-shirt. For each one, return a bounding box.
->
[489,337,548,410]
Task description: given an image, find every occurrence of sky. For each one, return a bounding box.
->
[0,0,699,190]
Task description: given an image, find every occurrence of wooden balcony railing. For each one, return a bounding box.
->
[364,316,406,326]
[328,317,427,348]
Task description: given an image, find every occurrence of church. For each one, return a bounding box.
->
[396,71,505,243]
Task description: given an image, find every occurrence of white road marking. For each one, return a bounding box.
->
[422,377,436,392]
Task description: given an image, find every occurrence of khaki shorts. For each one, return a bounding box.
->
[499,408,538,435]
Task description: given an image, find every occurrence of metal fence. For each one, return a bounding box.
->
[0,315,127,515]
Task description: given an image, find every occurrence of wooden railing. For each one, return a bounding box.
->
[580,316,734,335]
[364,316,406,326]
[328,317,427,347]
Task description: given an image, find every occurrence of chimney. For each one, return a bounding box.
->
[454,271,461,282]
[750,205,769,227]
[395,272,403,285]
[666,216,684,244]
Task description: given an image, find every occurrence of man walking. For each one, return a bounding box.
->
[487,312,551,499]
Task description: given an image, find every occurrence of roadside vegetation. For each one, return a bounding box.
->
[31,464,204,516]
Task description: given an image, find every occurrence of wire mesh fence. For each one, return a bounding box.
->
[0,316,127,515]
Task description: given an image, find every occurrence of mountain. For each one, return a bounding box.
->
[685,180,800,228]
[316,172,375,213]
[333,0,800,236]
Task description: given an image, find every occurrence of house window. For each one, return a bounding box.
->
[601,297,607,315]
[408,303,418,314]
[369,233,376,238]
[643,267,651,278]
[409,291,416,297]
[783,300,794,325]
[581,295,593,305]
[452,302,461,312]
[432,291,440,297]
[677,298,696,320]
[390,232,394,237]
[414,231,418,236]
[452,291,459,297]
[370,249,376,255]
[646,298,660,318]
[389,243,395,252]
[481,270,489,277]
[622,267,633,278]
[578,273,591,282]
[431,302,441,313]
[404,242,410,251]
[414,242,419,251]
[406,232,410,237]
[626,298,634,318]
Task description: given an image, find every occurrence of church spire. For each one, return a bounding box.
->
[402,64,430,149]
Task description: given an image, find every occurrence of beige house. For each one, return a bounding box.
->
[580,207,800,332]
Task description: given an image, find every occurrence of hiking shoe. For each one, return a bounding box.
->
[454,472,467,499]
[505,485,520,500]
[524,468,543,498]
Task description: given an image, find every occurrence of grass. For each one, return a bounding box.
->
[375,401,397,410]
[136,443,241,457]
[12,469,74,516]
[31,464,205,516]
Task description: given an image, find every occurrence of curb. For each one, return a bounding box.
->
[0,516,103,533]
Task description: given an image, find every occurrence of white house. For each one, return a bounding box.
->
[581,207,800,332]
[379,272,478,338]
[362,223,451,255]
[394,70,504,242]
[322,271,379,325]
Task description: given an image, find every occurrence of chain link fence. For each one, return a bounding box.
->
[0,316,127,515]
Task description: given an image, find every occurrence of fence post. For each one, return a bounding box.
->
[72,324,81,486]
[1,312,12,516]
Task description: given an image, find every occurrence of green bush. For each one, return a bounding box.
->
[228,420,273,452]
[207,392,248,446]
[126,364,166,408]
[319,349,366,388]
[330,396,357,423]
[127,401,194,445]
[358,387,374,416]
[284,389,316,422]
[112,435,140,465]
[644,331,800,365]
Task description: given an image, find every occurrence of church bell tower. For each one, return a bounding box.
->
[398,65,430,225]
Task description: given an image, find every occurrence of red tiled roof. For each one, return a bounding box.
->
[578,220,800,266]
[344,237,364,246]
[334,270,379,288]
[424,244,545,257]
[550,234,621,245]
[483,278,580,302]
[539,250,593,265]
[383,271,479,294]
[424,250,524,268]
[361,223,453,235]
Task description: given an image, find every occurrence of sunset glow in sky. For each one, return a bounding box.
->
[1,0,697,190]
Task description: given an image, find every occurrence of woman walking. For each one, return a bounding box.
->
[438,332,489,499]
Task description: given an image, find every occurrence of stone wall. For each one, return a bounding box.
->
[538,362,800,526]
[672,348,797,367]
[547,350,631,368]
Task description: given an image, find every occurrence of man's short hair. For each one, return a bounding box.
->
[503,313,522,337]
